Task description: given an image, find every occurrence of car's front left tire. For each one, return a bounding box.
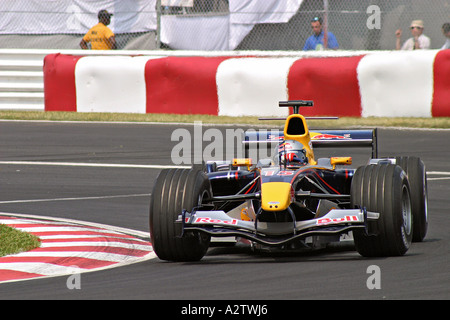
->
[351,164,413,257]
[150,168,211,262]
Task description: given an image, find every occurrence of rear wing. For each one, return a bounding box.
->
[243,129,378,159]
[243,100,378,159]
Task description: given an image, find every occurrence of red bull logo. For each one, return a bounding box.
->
[313,134,350,140]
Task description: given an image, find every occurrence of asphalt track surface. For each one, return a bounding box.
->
[0,120,449,301]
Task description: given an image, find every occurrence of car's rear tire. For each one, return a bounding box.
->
[150,168,211,262]
[395,156,428,242]
[351,164,413,257]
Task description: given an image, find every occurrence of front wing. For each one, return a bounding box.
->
[178,208,379,246]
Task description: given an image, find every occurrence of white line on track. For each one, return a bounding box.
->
[427,171,450,181]
[0,160,190,169]
[427,171,450,175]
[1,160,448,172]
[0,193,150,205]
[0,164,448,205]
[428,177,450,181]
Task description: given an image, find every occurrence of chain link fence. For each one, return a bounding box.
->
[1,0,449,51]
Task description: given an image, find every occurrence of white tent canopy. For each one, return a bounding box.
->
[0,0,303,50]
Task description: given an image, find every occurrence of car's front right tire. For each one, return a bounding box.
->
[395,156,428,242]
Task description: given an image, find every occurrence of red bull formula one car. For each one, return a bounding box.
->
[149,101,428,261]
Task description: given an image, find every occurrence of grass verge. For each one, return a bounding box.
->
[0,111,449,129]
[0,224,41,257]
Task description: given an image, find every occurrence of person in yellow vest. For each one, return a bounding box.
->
[80,10,116,50]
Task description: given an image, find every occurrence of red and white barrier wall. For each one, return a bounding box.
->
[43,50,450,117]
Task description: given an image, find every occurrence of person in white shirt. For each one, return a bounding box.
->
[395,20,430,50]
[441,23,450,49]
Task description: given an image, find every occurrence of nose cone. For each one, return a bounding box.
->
[261,182,293,211]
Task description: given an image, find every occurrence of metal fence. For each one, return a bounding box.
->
[1,0,449,51]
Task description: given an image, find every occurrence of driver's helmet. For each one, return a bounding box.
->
[276,140,308,166]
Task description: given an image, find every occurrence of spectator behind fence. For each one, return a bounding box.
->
[395,20,430,50]
[80,10,116,50]
[303,17,339,51]
[441,23,450,49]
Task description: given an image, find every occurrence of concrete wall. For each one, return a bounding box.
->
[42,49,450,117]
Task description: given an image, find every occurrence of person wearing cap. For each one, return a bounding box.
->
[80,10,116,50]
[303,17,339,51]
[441,23,450,49]
[395,20,430,50]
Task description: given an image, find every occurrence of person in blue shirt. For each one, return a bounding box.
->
[441,23,450,49]
[303,17,339,50]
